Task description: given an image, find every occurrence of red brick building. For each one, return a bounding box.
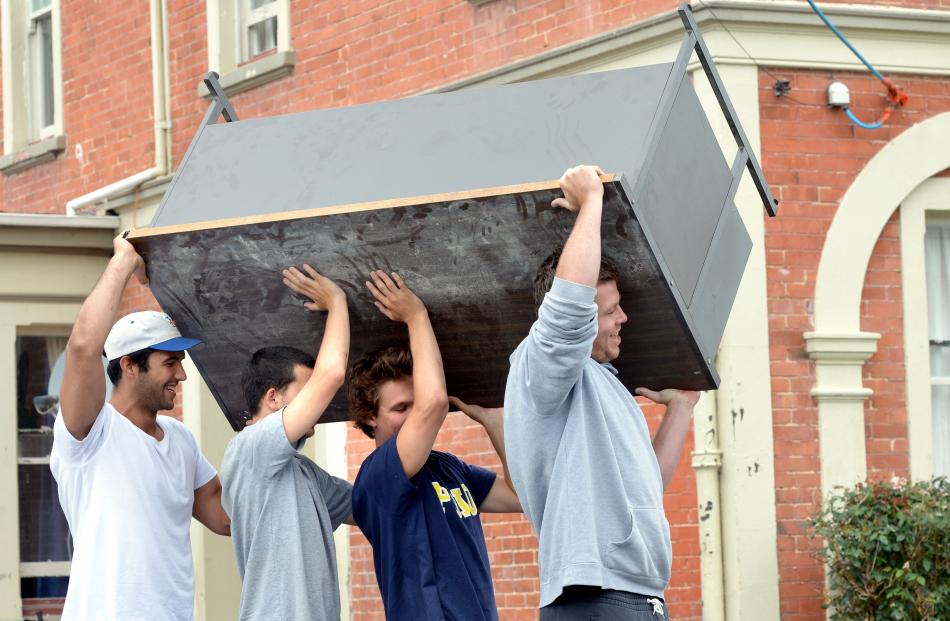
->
[2,1,948,620]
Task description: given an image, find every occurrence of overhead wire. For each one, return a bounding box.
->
[803,0,908,129]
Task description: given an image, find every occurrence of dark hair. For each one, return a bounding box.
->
[241,346,316,419]
[347,346,413,439]
[106,348,156,386]
[533,247,622,305]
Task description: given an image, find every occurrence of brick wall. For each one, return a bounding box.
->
[759,68,950,620]
[1,0,154,215]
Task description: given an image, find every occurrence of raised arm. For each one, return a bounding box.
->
[366,271,448,479]
[553,165,606,287]
[511,165,606,414]
[60,235,147,440]
[280,265,350,444]
[449,398,521,513]
[636,387,700,489]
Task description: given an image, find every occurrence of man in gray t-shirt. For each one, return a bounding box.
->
[221,264,353,620]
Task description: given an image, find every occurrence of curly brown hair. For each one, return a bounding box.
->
[533,247,621,305]
[348,346,413,438]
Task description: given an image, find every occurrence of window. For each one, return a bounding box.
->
[925,222,950,476]
[203,0,294,98]
[243,0,278,62]
[16,334,71,606]
[0,0,65,173]
[28,0,55,139]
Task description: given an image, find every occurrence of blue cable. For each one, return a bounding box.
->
[843,107,883,130]
[805,0,886,83]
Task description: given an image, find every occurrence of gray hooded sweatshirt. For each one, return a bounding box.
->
[504,277,671,607]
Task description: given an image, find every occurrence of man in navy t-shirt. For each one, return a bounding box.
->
[349,270,521,620]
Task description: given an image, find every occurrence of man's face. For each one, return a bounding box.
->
[368,376,414,446]
[132,351,187,413]
[591,280,628,363]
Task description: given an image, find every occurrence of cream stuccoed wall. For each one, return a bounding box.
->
[692,63,782,620]
[182,357,241,621]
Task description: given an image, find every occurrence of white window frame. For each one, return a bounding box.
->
[203,0,293,98]
[28,0,56,141]
[0,0,64,170]
[901,177,950,480]
[14,328,73,593]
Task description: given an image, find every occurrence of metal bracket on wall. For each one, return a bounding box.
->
[678,3,779,217]
[149,72,239,227]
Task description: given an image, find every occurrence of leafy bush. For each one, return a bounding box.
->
[811,478,950,620]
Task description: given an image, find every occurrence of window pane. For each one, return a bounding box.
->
[38,13,55,128]
[21,576,68,599]
[933,385,950,476]
[927,223,950,476]
[250,0,275,9]
[247,15,277,58]
[932,342,950,378]
[30,0,52,13]
[16,336,72,565]
[18,464,71,562]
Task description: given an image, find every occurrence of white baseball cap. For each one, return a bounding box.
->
[104,311,202,361]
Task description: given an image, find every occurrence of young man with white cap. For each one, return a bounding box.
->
[51,235,230,621]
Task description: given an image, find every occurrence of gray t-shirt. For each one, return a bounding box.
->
[221,410,352,620]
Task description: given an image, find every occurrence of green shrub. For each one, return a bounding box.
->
[811,478,950,620]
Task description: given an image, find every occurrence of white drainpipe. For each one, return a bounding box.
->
[692,392,726,621]
[67,0,171,215]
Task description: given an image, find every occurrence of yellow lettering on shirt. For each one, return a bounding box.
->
[451,484,478,518]
[431,482,479,519]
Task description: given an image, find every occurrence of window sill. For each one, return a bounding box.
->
[0,135,67,175]
[198,50,296,100]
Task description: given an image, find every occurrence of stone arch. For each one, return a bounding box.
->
[806,111,950,494]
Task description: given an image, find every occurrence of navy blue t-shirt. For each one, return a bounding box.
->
[352,437,498,621]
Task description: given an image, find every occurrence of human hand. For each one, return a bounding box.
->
[113,234,147,284]
[366,270,426,323]
[634,387,701,408]
[283,264,345,311]
[448,396,503,426]
[551,165,606,212]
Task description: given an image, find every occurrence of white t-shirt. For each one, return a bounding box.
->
[51,402,216,621]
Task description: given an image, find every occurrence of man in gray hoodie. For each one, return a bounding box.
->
[504,165,699,619]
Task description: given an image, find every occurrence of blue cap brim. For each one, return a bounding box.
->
[151,337,203,352]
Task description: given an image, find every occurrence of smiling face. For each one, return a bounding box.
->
[368,376,414,447]
[591,280,628,363]
[130,351,188,413]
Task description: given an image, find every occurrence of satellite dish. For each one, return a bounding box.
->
[33,350,112,417]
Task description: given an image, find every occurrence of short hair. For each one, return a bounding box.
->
[533,247,622,306]
[106,348,155,386]
[241,346,315,419]
[347,346,413,439]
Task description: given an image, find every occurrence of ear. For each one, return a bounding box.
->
[366,415,378,429]
[262,387,281,413]
[119,356,138,378]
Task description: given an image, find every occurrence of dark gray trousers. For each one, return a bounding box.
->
[539,587,670,621]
